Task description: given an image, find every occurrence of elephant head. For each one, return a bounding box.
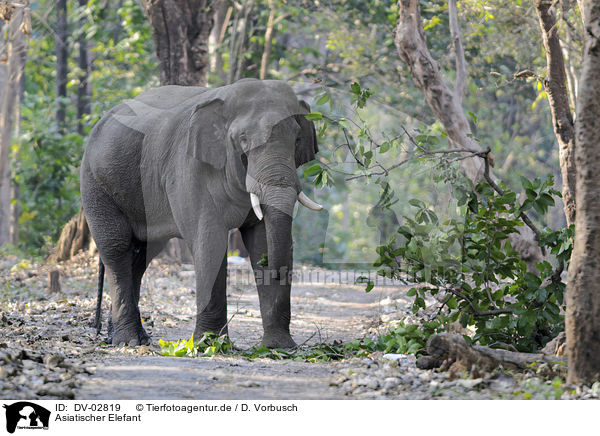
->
[186,79,322,275]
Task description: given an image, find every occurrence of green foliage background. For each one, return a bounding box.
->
[9,0,575,268]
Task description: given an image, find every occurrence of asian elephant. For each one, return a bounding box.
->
[80,79,322,349]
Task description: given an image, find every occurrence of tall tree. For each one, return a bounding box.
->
[52,0,92,261]
[533,0,577,227]
[394,0,543,271]
[0,5,26,246]
[208,0,229,84]
[394,0,484,182]
[55,0,68,131]
[259,0,275,80]
[140,0,217,261]
[566,0,600,384]
[77,0,91,135]
[142,0,216,86]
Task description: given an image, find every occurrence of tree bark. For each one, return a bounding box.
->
[566,0,600,384]
[0,7,25,247]
[534,0,577,227]
[394,0,483,182]
[77,0,91,135]
[141,0,216,86]
[56,0,68,131]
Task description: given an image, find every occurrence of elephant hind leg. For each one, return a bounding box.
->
[123,239,165,342]
[83,184,149,346]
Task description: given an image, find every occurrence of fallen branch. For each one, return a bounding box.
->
[416,333,566,371]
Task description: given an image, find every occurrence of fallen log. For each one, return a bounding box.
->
[416,333,566,371]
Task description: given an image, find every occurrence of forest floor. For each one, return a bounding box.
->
[0,251,597,400]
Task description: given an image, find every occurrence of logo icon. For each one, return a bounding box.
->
[2,402,50,434]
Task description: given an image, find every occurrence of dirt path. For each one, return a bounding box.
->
[2,253,597,400]
[0,253,408,400]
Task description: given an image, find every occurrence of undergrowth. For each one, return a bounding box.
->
[158,321,436,362]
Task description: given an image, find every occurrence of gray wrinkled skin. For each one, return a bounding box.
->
[80,79,318,348]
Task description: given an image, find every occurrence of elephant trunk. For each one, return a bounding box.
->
[261,185,297,278]
[264,204,293,279]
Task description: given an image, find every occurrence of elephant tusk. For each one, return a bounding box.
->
[298,191,323,211]
[250,193,263,220]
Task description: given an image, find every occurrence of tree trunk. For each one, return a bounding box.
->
[141,0,216,86]
[51,0,92,259]
[141,0,217,262]
[0,7,26,247]
[394,0,483,182]
[228,1,250,84]
[77,0,91,135]
[566,0,600,384]
[208,0,229,84]
[259,0,275,80]
[112,0,125,42]
[51,209,91,262]
[9,34,26,247]
[533,0,577,227]
[56,0,68,132]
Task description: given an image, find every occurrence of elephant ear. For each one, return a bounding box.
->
[186,98,227,169]
[294,100,319,168]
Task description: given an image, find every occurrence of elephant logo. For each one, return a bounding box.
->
[2,402,50,433]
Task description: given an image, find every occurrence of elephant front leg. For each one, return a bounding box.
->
[192,232,229,339]
[241,221,297,349]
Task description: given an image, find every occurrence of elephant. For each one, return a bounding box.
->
[81,79,322,349]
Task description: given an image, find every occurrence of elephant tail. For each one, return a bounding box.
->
[94,257,105,335]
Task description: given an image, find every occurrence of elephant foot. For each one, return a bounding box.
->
[261,331,297,349]
[193,324,229,340]
[194,316,229,339]
[111,321,151,347]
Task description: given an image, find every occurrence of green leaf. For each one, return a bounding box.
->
[316,93,330,106]
[447,296,458,309]
[305,112,323,121]
[258,253,269,267]
[303,163,322,177]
